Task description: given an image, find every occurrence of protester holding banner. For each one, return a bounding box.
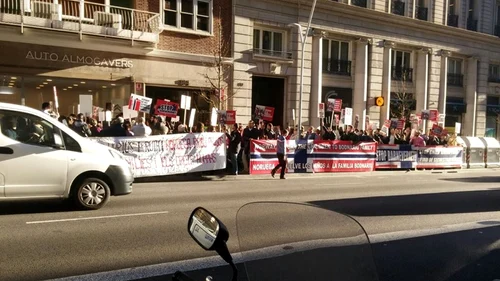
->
[242,120,260,173]
[131,117,152,137]
[226,123,242,175]
[410,130,426,147]
[270,128,288,180]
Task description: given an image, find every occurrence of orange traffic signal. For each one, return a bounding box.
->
[375,96,384,107]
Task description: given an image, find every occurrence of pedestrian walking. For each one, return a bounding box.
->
[271,128,288,179]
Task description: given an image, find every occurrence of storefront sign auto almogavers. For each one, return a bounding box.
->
[25,51,133,68]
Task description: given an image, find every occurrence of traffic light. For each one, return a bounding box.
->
[375,96,385,107]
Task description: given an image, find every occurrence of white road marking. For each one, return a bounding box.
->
[26,211,169,225]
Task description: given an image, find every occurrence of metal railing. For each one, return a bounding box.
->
[253,48,293,60]
[488,76,500,83]
[392,0,405,16]
[447,73,463,86]
[392,67,413,82]
[448,14,459,27]
[416,6,428,21]
[0,0,160,40]
[467,18,478,31]
[323,59,351,76]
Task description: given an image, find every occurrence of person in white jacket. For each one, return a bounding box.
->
[132,117,152,136]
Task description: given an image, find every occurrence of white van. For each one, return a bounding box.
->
[0,102,133,210]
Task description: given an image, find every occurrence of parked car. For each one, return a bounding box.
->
[0,102,133,210]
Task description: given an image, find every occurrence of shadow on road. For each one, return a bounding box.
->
[441,176,500,183]
[308,189,500,216]
[0,199,80,215]
[372,224,500,281]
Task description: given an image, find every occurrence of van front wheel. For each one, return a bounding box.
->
[74,178,110,210]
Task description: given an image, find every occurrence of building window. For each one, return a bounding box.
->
[416,0,429,20]
[322,40,351,76]
[164,0,211,33]
[467,0,478,31]
[253,28,290,59]
[448,58,463,86]
[448,0,459,26]
[495,3,500,36]
[391,50,413,82]
[489,64,500,83]
[392,0,406,16]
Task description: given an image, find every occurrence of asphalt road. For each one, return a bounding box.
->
[2,169,500,281]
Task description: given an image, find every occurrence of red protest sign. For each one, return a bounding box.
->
[218,110,236,125]
[429,109,439,122]
[430,123,445,136]
[397,119,405,129]
[327,99,342,112]
[254,105,274,122]
[154,99,179,118]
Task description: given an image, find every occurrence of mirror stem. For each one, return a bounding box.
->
[230,262,238,281]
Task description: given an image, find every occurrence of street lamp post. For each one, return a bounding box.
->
[289,0,318,137]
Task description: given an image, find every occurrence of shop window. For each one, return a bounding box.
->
[253,28,288,58]
[486,96,500,138]
[164,0,212,33]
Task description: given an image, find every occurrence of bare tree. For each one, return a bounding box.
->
[390,71,414,125]
[197,7,238,111]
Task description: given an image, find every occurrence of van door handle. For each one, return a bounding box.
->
[0,147,13,154]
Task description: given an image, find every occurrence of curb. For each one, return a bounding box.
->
[134,168,497,183]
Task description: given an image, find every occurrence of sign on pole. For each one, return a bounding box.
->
[344,107,353,126]
[318,103,325,118]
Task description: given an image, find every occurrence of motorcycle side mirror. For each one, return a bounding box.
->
[188,207,237,281]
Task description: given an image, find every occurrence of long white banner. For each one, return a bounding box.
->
[93,133,227,178]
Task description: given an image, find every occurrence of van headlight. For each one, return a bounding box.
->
[109,148,125,160]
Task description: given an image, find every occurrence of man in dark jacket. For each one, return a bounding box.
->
[242,120,260,173]
[227,123,242,175]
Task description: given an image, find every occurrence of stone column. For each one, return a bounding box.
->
[380,40,394,121]
[415,48,431,130]
[309,34,324,128]
[353,38,370,130]
[463,57,478,136]
[438,50,450,118]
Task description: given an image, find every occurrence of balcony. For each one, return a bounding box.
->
[416,6,428,21]
[392,0,405,16]
[448,14,459,27]
[391,67,413,82]
[489,76,500,83]
[495,25,500,37]
[0,0,161,43]
[351,0,367,8]
[252,48,293,61]
[447,73,464,86]
[467,18,478,31]
[323,59,351,76]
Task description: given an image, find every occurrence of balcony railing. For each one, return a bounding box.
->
[495,25,500,37]
[392,0,405,16]
[253,49,293,60]
[323,59,351,76]
[489,76,500,83]
[416,6,428,21]
[448,73,464,86]
[391,67,413,82]
[0,0,161,42]
[467,18,478,31]
[352,0,367,8]
[448,14,459,27]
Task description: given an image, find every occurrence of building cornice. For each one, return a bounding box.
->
[281,0,500,48]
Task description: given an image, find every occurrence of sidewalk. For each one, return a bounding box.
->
[134,167,496,183]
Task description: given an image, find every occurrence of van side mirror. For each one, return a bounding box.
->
[187,207,237,281]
